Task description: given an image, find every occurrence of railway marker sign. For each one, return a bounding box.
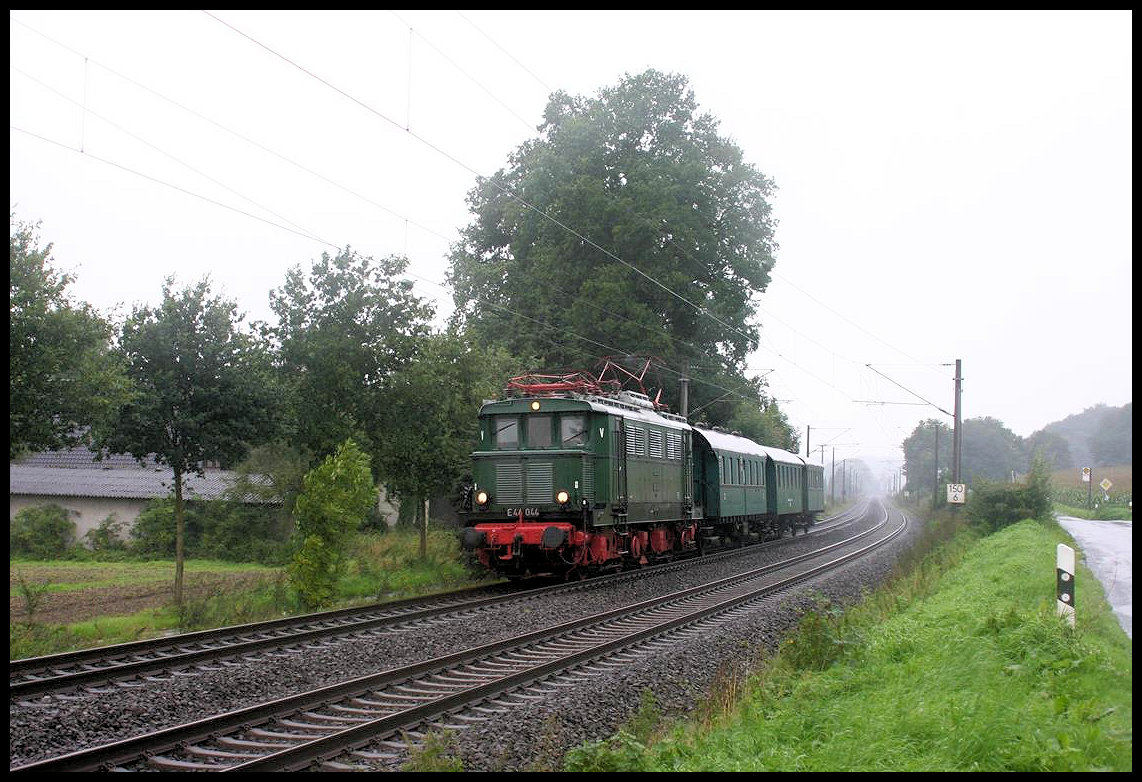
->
[946,483,966,504]
[1057,544,1075,627]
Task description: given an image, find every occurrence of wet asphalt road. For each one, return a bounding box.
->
[1056,515,1132,639]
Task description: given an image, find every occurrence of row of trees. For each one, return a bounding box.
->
[899,415,1113,499]
[10,227,511,603]
[1040,403,1132,469]
[11,69,802,602]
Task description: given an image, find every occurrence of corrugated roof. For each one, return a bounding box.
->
[14,446,162,470]
[11,446,280,504]
[9,464,249,501]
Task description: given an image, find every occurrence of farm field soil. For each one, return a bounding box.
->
[9,564,272,626]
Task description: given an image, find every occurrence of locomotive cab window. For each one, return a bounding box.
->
[494,417,519,449]
[561,415,587,446]
[527,415,552,447]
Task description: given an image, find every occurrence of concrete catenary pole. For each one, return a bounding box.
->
[933,422,940,510]
[953,359,963,484]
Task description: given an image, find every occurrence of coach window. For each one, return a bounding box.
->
[527,415,552,447]
[494,417,518,449]
[561,415,587,446]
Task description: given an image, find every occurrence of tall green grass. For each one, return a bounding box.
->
[569,516,1132,772]
[1054,502,1133,522]
[10,526,495,660]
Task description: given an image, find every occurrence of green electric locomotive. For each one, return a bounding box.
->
[461,375,824,579]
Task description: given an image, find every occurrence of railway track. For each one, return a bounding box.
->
[10,504,865,701]
[12,501,900,772]
[9,583,516,700]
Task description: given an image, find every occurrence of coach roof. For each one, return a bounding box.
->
[692,427,806,465]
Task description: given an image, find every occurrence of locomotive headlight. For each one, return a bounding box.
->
[475,490,489,506]
[556,490,570,505]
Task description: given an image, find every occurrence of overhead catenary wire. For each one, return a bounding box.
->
[10,10,943,459]
[9,23,760,411]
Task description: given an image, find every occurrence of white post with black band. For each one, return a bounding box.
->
[1057,543,1075,627]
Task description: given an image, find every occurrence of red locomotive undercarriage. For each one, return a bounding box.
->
[466,512,700,579]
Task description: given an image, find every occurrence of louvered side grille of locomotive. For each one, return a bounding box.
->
[495,463,523,505]
[526,462,553,504]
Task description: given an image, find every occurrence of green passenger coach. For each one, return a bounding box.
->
[462,376,825,579]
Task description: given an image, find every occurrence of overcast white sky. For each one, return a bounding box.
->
[9,10,1132,487]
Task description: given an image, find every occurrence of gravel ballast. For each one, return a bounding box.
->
[10,504,919,771]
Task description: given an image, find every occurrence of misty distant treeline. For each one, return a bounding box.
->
[1037,403,1132,469]
[901,403,1130,497]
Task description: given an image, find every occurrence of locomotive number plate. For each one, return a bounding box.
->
[507,507,540,518]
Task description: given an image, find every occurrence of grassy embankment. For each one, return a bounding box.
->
[561,511,1132,772]
[10,526,491,660]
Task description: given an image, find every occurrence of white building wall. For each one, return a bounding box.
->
[10,495,147,542]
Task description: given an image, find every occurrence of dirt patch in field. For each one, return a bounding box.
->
[9,569,272,626]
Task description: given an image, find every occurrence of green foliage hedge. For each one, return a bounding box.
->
[11,499,291,566]
[965,455,1052,532]
[10,504,76,559]
[131,498,292,565]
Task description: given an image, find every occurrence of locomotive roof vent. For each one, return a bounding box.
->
[617,390,655,409]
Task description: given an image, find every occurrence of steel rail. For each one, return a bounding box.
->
[11,502,901,773]
[11,505,865,700]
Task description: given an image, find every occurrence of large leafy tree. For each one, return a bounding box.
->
[1024,429,1074,471]
[98,277,277,605]
[902,416,1028,501]
[901,418,953,500]
[372,329,516,534]
[725,396,798,453]
[268,249,434,470]
[447,69,780,423]
[961,417,1026,482]
[10,217,129,457]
